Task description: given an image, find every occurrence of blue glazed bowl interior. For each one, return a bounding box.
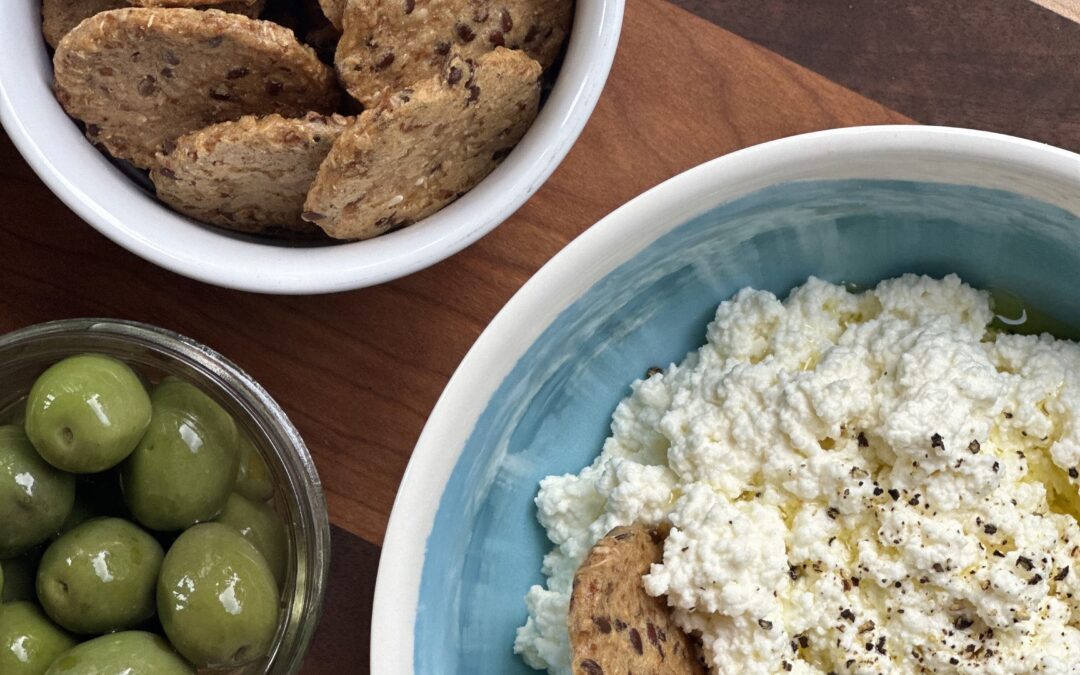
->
[416,179,1080,672]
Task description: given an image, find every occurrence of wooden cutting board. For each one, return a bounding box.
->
[0,0,1076,671]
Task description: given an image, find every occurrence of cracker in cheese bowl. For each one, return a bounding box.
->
[515,274,1080,674]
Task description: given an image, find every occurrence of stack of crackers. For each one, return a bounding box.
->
[46,0,572,239]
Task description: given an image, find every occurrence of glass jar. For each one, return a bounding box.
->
[0,319,329,673]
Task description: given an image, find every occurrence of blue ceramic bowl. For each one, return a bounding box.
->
[372,126,1080,673]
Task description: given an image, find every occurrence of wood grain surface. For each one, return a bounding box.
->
[687,0,1080,152]
[2,0,1073,671]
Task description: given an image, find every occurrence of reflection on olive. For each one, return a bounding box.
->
[157,523,279,668]
[0,601,75,675]
[121,379,240,530]
[0,426,75,558]
[37,518,163,634]
[25,355,151,473]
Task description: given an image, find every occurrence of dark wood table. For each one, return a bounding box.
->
[2,1,1078,671]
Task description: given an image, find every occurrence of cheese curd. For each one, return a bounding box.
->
[514,275,1080,675]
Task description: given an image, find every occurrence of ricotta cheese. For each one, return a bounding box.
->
[514,275,1080,675]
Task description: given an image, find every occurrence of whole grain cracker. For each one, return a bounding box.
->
[53,8,341,168]
[141,0,268,18]
[43,0,126,49]
[42,0,266,49]
[150,112,352,233]
[335,0,570,106]
[130,0,259,7]
[302,47,540,239]
[569,525,706,675]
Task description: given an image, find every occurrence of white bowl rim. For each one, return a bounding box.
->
[371,124,1080,672]
[0,0,624,294]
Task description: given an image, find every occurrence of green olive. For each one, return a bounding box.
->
[0,426,75,558]
[37,518,163,634]
[25,355,152,473]
[44,631,192,675]
[121,379,240,530]
[157,523,279,668]
[1,551,41,603]
[0,602,76,675]
[214,493,288,583]
[234,434,274,502]
[0,561,4,599]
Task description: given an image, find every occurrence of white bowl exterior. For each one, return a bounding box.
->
[0,0,624,294]
[372,125,1080,673]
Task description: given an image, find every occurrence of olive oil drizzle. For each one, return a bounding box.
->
[987,288,1080,342]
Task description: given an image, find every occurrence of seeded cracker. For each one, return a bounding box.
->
[130,0,260,8]
[43,0,127,48]
[128,0,266,18]
[53,8,340,169]
[151,112,352,233]
[335,0,570,106]
[570,525,706,675]
[302,47,540,239]
[42,0,266,49]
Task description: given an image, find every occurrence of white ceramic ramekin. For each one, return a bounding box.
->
[0,1,623,294]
